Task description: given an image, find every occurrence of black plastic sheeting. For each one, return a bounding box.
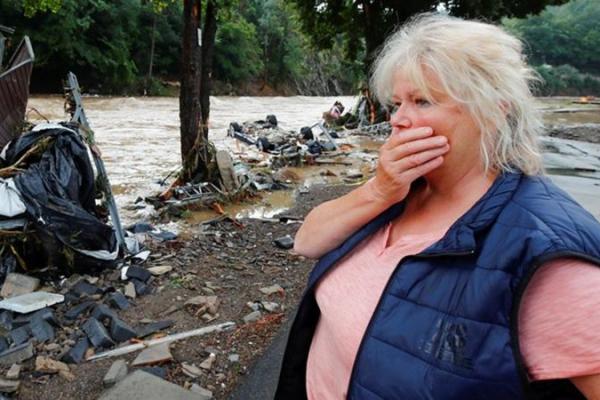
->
[2,125,117,268]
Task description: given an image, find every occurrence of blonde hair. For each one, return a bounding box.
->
[371,13,544,175]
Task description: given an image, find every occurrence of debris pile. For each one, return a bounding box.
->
[227,115,338,167]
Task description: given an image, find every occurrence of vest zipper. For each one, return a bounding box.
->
[346,248,475,399]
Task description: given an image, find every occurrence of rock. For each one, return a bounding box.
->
[0,338,7,354]
[126,266,152,283]
[190,384,213,399]
[345,169,363,179]
[160,304,180,316]
[0,342,34,366]
[242,311,262,324]
[5,364,20,380]
[273,235,294,250]
[8,326,30,346]
[261,301,279,312]
[181,362,202,378]
[29,315,55,342]
[135,320,174,338]
[61,338,90,364]
[0,311,13,331]
[147,266,173,276]
[35,356,73,381]
[91,304,119,324]
[132,279,151,296]
[199,353,216,371]
[0,292,64,314]
[0,273,40,298]
[246,301,260,312]
[103,359,128,387]
[83,318,115,349]
[131,343,173,367]
[110,318,137,343]
[85,276,100,285]
[64,300,95,320]
[204,282,220,291]
[107,292,130,310]
[228,354,240,363]
[71,280,103,297]
[17,307,59,327]
[259,284,284,296]
[99,370,202,400]
[124,282,136,299]
[0,377,19,393]
[43,343,61,352]
[201,313,218,322]
[184,296,219,314]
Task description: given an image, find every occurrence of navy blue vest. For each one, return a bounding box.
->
[275,172,600,400]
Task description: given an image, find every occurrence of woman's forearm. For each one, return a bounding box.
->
[294,181,395,259]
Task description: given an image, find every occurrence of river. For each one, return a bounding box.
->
[26,95,600,224]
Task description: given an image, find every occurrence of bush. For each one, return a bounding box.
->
[534,64,600,96]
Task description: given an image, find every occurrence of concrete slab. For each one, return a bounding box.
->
[99,370,204,400]
[0,292,64,314]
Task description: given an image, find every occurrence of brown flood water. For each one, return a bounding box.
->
[25,95,600,224]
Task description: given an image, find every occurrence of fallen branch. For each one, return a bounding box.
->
[86,321,236,361]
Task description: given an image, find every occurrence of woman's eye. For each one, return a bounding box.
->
[415,98,431,107]
[388,103,399,113]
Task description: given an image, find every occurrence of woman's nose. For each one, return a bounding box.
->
[390,107,412,129]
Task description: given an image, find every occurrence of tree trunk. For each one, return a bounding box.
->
[144,13,158,95]
[361,0,384,74]
[200,0,217,139]
[180,0,202,178]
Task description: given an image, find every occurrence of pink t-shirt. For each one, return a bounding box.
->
[306,223,600,399]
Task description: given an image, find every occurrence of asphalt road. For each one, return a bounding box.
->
[228,317,293,400]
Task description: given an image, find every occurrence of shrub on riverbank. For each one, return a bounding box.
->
[534,64,600,96]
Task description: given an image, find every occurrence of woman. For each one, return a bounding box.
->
[275,14,600,400]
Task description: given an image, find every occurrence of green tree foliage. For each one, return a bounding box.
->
[533,64,600,96]
[502,0,600,95]
[213,13,263,84]
[22,0,63,17]
[290,0,569,71]
[1,0,182,93]
[503,0,600,75]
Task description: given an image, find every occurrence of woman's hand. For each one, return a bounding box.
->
[371,127,449,205]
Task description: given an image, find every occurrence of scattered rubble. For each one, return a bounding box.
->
[0,342,34,366]
[0,377,19,393]
[273,235,294,250]
[259,284,284,296]
[103,359,128,387]
[132,343,173,367]
[0,274,40,298]
[5,364,20,380]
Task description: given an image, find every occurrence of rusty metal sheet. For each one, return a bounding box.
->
[0,36,34,151]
